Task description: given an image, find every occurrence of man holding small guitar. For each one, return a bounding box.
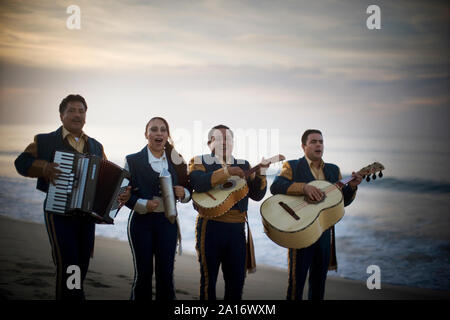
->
[188,125,276,300]
[270,129,363,300]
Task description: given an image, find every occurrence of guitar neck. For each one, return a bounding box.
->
[338,175,355,186]
[247,164,263,176]
[335,162,385,187]
[246,155,285,176]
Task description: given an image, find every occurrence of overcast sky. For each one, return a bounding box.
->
[0,0,448,150]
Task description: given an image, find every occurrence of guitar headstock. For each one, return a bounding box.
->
[261,154,286,166]
[358,162,385,182]
[247,154,286,178]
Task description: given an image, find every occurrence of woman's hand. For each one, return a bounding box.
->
[117,186,131,207]
[145,199,160,213]
[173,185,185,200]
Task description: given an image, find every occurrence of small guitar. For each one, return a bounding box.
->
[192,154,285,218]
[260,162,385,249]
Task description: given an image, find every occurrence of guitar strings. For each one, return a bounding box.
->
[285,184,337,211]
[280,165,381,212]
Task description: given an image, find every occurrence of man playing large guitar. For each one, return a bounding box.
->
[188,125,269,300]
[270,129,363,300]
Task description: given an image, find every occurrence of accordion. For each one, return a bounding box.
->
[45,150,130,224]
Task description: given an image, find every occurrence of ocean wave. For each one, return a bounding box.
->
[0,150,22,157]
[267,171,450,194]
[263,172,450,194]
[2,173,450,196]
[358,176,450,194]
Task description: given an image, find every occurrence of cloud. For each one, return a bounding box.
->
[0,0,448,141]
[0,0,447,73]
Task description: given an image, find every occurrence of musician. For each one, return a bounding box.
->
[270,129,363,300]
[123,117,190,300]
[14,94,107,300]
[188,125,268,300]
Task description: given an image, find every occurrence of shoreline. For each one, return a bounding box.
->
[0,215,449,300]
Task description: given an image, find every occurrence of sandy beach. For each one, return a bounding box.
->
[0,215,448,301]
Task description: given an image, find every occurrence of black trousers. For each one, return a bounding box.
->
[195,218,247,300]
[287,228,331,300]
[44,211,95,300]
[127,212,178,300]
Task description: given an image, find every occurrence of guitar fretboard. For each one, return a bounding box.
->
[245,154,285,177]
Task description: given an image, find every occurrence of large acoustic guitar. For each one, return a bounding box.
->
[260,162,385,249]
[192,154,285,218]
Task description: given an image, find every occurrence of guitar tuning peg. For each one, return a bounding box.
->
[366,175,371,182]
[378,171,383,178]
[372,173,377,180]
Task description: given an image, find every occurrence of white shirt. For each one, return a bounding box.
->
[124,147,190,214]
[147,147,169,173]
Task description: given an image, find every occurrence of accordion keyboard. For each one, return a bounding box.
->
[45,151,77,214]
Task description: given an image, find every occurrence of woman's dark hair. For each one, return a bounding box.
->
[145,117,189,189]
[301,129,322,145]
[59,94,88,114]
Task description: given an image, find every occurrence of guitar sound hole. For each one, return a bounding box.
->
[220,179,236,190]
[278,201,300,220]
[222,181,233,189]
